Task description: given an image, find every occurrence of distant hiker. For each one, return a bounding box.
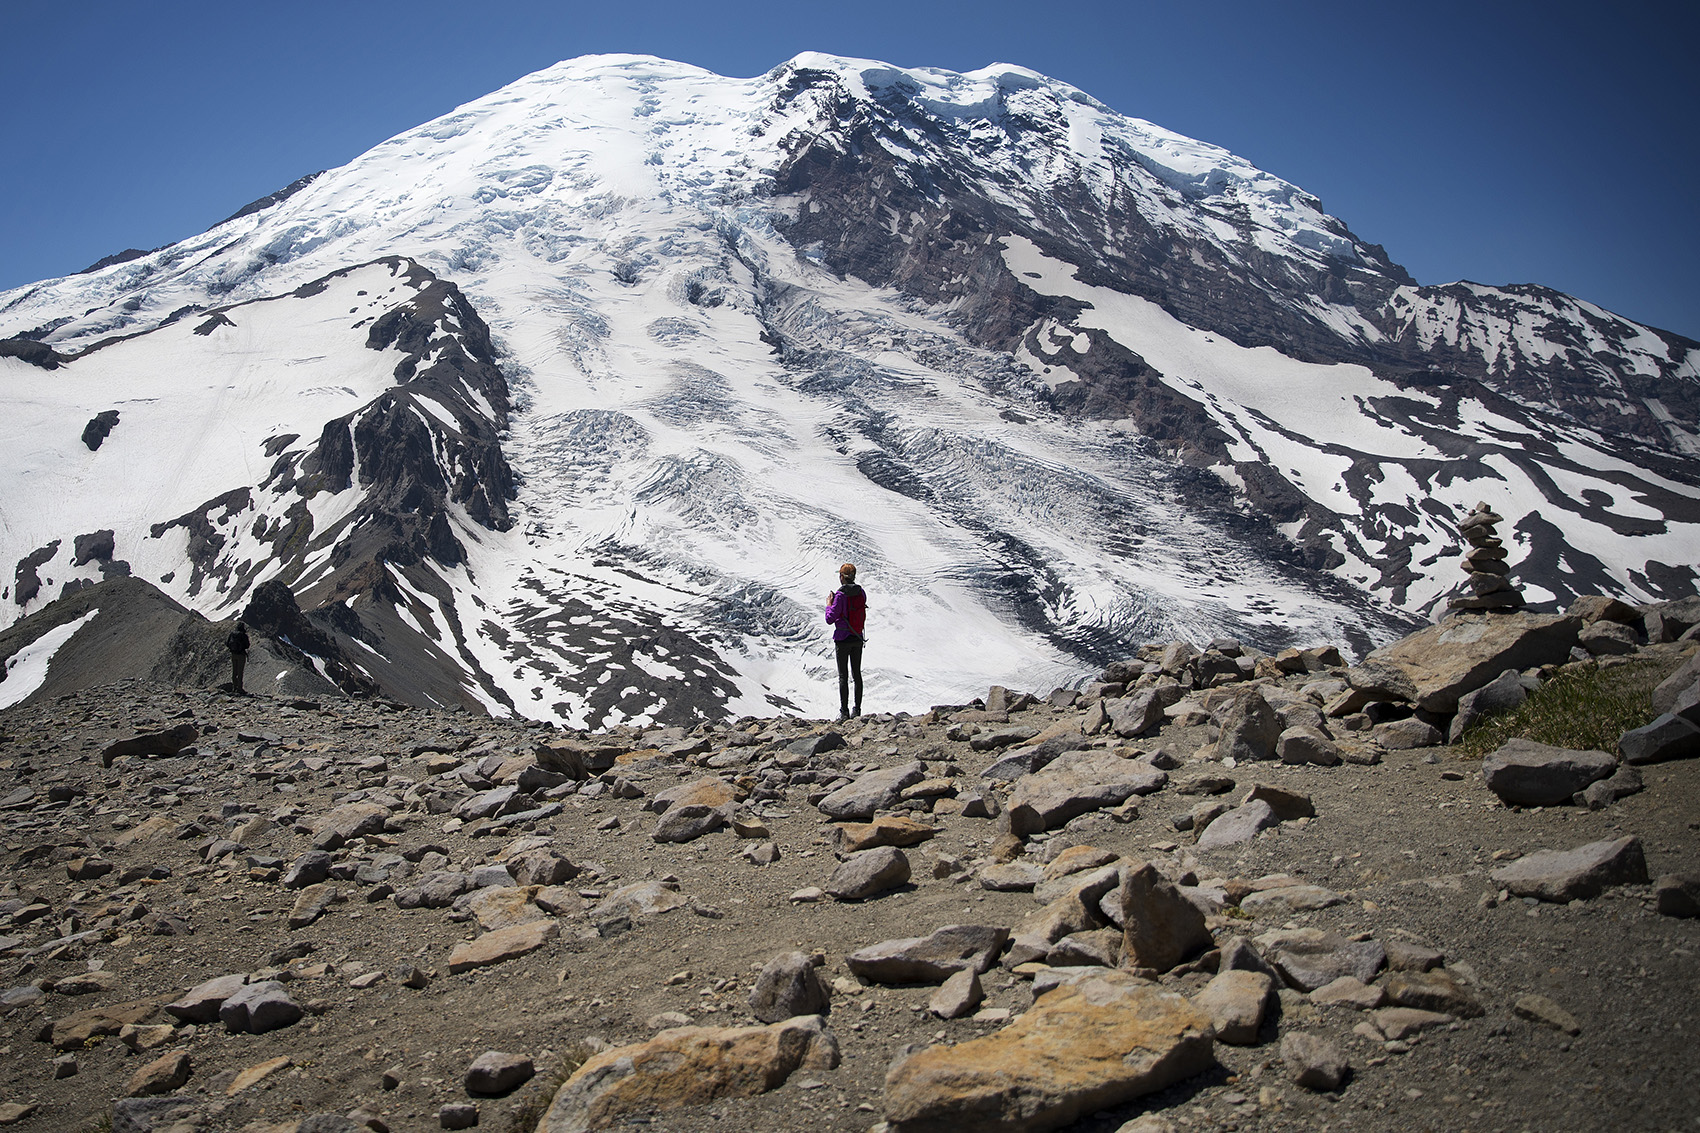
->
[824,562,866,719]
[227,621,250,695]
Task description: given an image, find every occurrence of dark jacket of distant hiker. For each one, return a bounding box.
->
[227,625,250,694]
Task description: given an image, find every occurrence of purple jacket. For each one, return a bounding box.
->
[825,584,866,642]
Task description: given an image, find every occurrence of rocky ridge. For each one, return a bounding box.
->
[0,591,1697,1132]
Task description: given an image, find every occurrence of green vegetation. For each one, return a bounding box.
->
[1457,658,1677,759]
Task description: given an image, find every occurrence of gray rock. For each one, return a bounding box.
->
[1346,662,1419,703]
[1276,726,1340,766]
[1107,687,1181,737]
[927,968,984,1019]
[651,803,731,843]
[1193,969,1272,1044]
[976,862,1043,891]
[826,846,911,900]
[112,1096,200,1133]
[1240,884,1344,914]
[1491,835,1649,902]
[1513,994,1582,1035]
[507,849,578,887]
[1217,936,1277,979]
[786,731,846,757]
[465,1049,535,1095]
[1579,620,1638,655]
[1218,691,1282,762]
[281,850,333,889]
[747,951,831,1022]
[1618,713,1700,764]
[1481,738,1615,806]
[395,871,473,909]
[1654,874,1700,918]
[287,883,339,929]
[969,725,1042,751]
[1242,782,1315,820]
[1006,751,1166,836]
[1449,668,1534,742]
[165,973,248,1024]
[1373,718,1443,750]
[468,863,515,888]
[846,924,1009,983]
[1383,969,1484,1017]
[218,980,303,1034]
[1263,930,1387,990]
[979,736,1087,780]
[816,762,926,820]
[1119,862,1212,973]
[439,1103,480,1130]
[460,785,529,823]
[1384,941,1444,972]
[1651,654,1700,713]
[1194,799,1277,850]
[1281,1031,1350,1091]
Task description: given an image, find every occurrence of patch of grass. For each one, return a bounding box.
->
[497,1040,594,1133]
[1457,657,1676,759]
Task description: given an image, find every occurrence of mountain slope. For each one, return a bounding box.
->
[1,53,1695,721]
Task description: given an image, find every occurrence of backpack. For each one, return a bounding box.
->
[841,585,866,638]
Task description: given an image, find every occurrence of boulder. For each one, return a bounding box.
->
[1654,874,1700,918]
[447,919,560,973]
[1281,1031,1349,1091]
[1260,929,1386,991]
[1449,669,1534,742]
[1490,836,1648,902]
[927,970,984,1020]
[1345,662,1418,703]
[1217,691,1282,762]
[1382,969,1484,1017]
[311,801,390,849]
[827,847,911,900]
[165,973,248,1024]
[1619,713,1700,764]
[1373,718,1443,749]
[1579,620,1638,656]
[846,925,1009,984]
[219,981,303,1034]
[1242,783,1314,821]
[817,762,927,820]
[1193,800,1277,851]
[101,723,199,767]
[831,816,937,854]
[1364,612,1581,712]
[1651,654,1700,714]
[881,972,1214,1133]
[1481,739,1615,806]
[1119,863,1212,974]
[1277,727,1340,766]
[1191,969,1272,1044]
[589,881,688,921]
[1006,752,1166,836]
[536,1016,838,1133]
[465,1050,535,1095]
[747,952,831,1023]
[124,1050,192,1097]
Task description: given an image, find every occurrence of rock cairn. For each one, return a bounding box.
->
[1449,501,1522,611]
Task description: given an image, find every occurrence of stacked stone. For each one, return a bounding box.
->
[1448,501,1523,611]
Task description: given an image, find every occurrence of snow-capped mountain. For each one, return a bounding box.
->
[2,53,1696,723]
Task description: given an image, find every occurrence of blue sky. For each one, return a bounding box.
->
[3,0,1695,339]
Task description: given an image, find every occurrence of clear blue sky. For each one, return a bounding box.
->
[3,0,1695,340]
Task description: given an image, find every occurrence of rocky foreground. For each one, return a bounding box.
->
[1,601,1698,1133]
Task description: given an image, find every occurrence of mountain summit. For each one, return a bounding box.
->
[2,53,1696,723]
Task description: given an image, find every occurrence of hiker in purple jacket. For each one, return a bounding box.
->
[824,562,866,720]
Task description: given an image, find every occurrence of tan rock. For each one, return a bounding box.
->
[125,1050,192,1096]
[50,998,160,1050]
[447,919,559,974]
[119,1023,179,1052]
[465,885,546,931]
[1364,612,1582,712]
[226,1055,294,1095]
[832,815,938,853]
[537,1015,838,1132]
[1191,969,1272,1044]
[882,971,1214,1132]
[1119,863,1212,974]
[114,814,178,846]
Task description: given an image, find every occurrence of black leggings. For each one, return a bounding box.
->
[835,638,863,713]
